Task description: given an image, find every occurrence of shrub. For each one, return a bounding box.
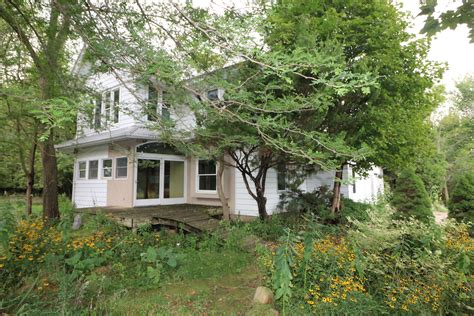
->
[265,205,473,315]
[340,198,370,223]
[349,206,473,314]
[391,168,433,223]
[449,173,474,229]
[278,186,331,215]
[279,186,371,224]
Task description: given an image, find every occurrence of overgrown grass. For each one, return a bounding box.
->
[262,202,474,315]
[4,193,467,315]
[0,200,271,315]
[0,195,42,217]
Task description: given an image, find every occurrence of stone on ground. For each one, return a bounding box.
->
[253,286,274,305]
[72,214,82,230]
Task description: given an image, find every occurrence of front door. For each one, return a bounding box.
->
[134,156,186,206]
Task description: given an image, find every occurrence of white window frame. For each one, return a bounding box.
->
[102,158,113,179]
[102,87,120,125]
[147,85,170,121]
[113,88,120,123]
[196,159,217,193]
[78,161,87,180]
[115,156,128,179]
[88,160,99,180]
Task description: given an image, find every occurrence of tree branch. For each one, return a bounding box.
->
[0,3,43,71]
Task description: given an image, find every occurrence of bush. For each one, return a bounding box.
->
[279,186,371,224]
[278,186,332,216]
[264,203,473,315]
[449,173,474,230]
[340,198,370,223]
[391,169,433,223]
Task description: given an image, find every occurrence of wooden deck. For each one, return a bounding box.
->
[76,204,223,233]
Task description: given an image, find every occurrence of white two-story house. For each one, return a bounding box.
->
[56,65,384,217]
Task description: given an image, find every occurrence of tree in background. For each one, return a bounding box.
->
[437,75,474,201]
[0,83,39,215]
[391,169,434,223]
[452,75,474,117]
[448,173,474,232]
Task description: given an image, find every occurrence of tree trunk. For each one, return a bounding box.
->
[443,182,449,204]
[26,172,34,216]
[330,165,344,215]
[40,131,59,221]
[256,190,268,221]
[26,132,37,216]
[216,156,230,220]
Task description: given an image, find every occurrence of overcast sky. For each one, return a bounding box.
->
[399,0,474,92]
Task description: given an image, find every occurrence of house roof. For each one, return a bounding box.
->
[55,125,159,152]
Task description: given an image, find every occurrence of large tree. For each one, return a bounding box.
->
[0,1,138,219]
[265,0,443,213]
[0,1,80,219]
[130,3,377,220]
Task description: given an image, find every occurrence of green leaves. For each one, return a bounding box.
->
[419,0,474,43]
[141,246,180,269]
[140,246,181,285]
[272,229,299,313]
[32,97,78,141]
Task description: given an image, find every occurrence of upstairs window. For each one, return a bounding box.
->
[352,169,357,194]
[100,88,120,126]
[147,85,159,121]
[116,157,128,178]
[78,161,87,179]
[104,91,111,125]
[148,85,171,121]
[162,91,171,121]
[197,159,217,192]
[88,160,99,179]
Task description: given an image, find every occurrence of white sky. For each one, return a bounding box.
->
[399,0,474,92]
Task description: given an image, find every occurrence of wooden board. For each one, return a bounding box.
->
[76,204,222,232]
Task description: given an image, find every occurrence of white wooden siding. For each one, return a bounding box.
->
[304,167,350,197]
[234,168,282,216]
[72,146,109,208]
[78,72,141,136]
[348,166,384,203]
[77,72,196,137]
[233,165,384,217]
